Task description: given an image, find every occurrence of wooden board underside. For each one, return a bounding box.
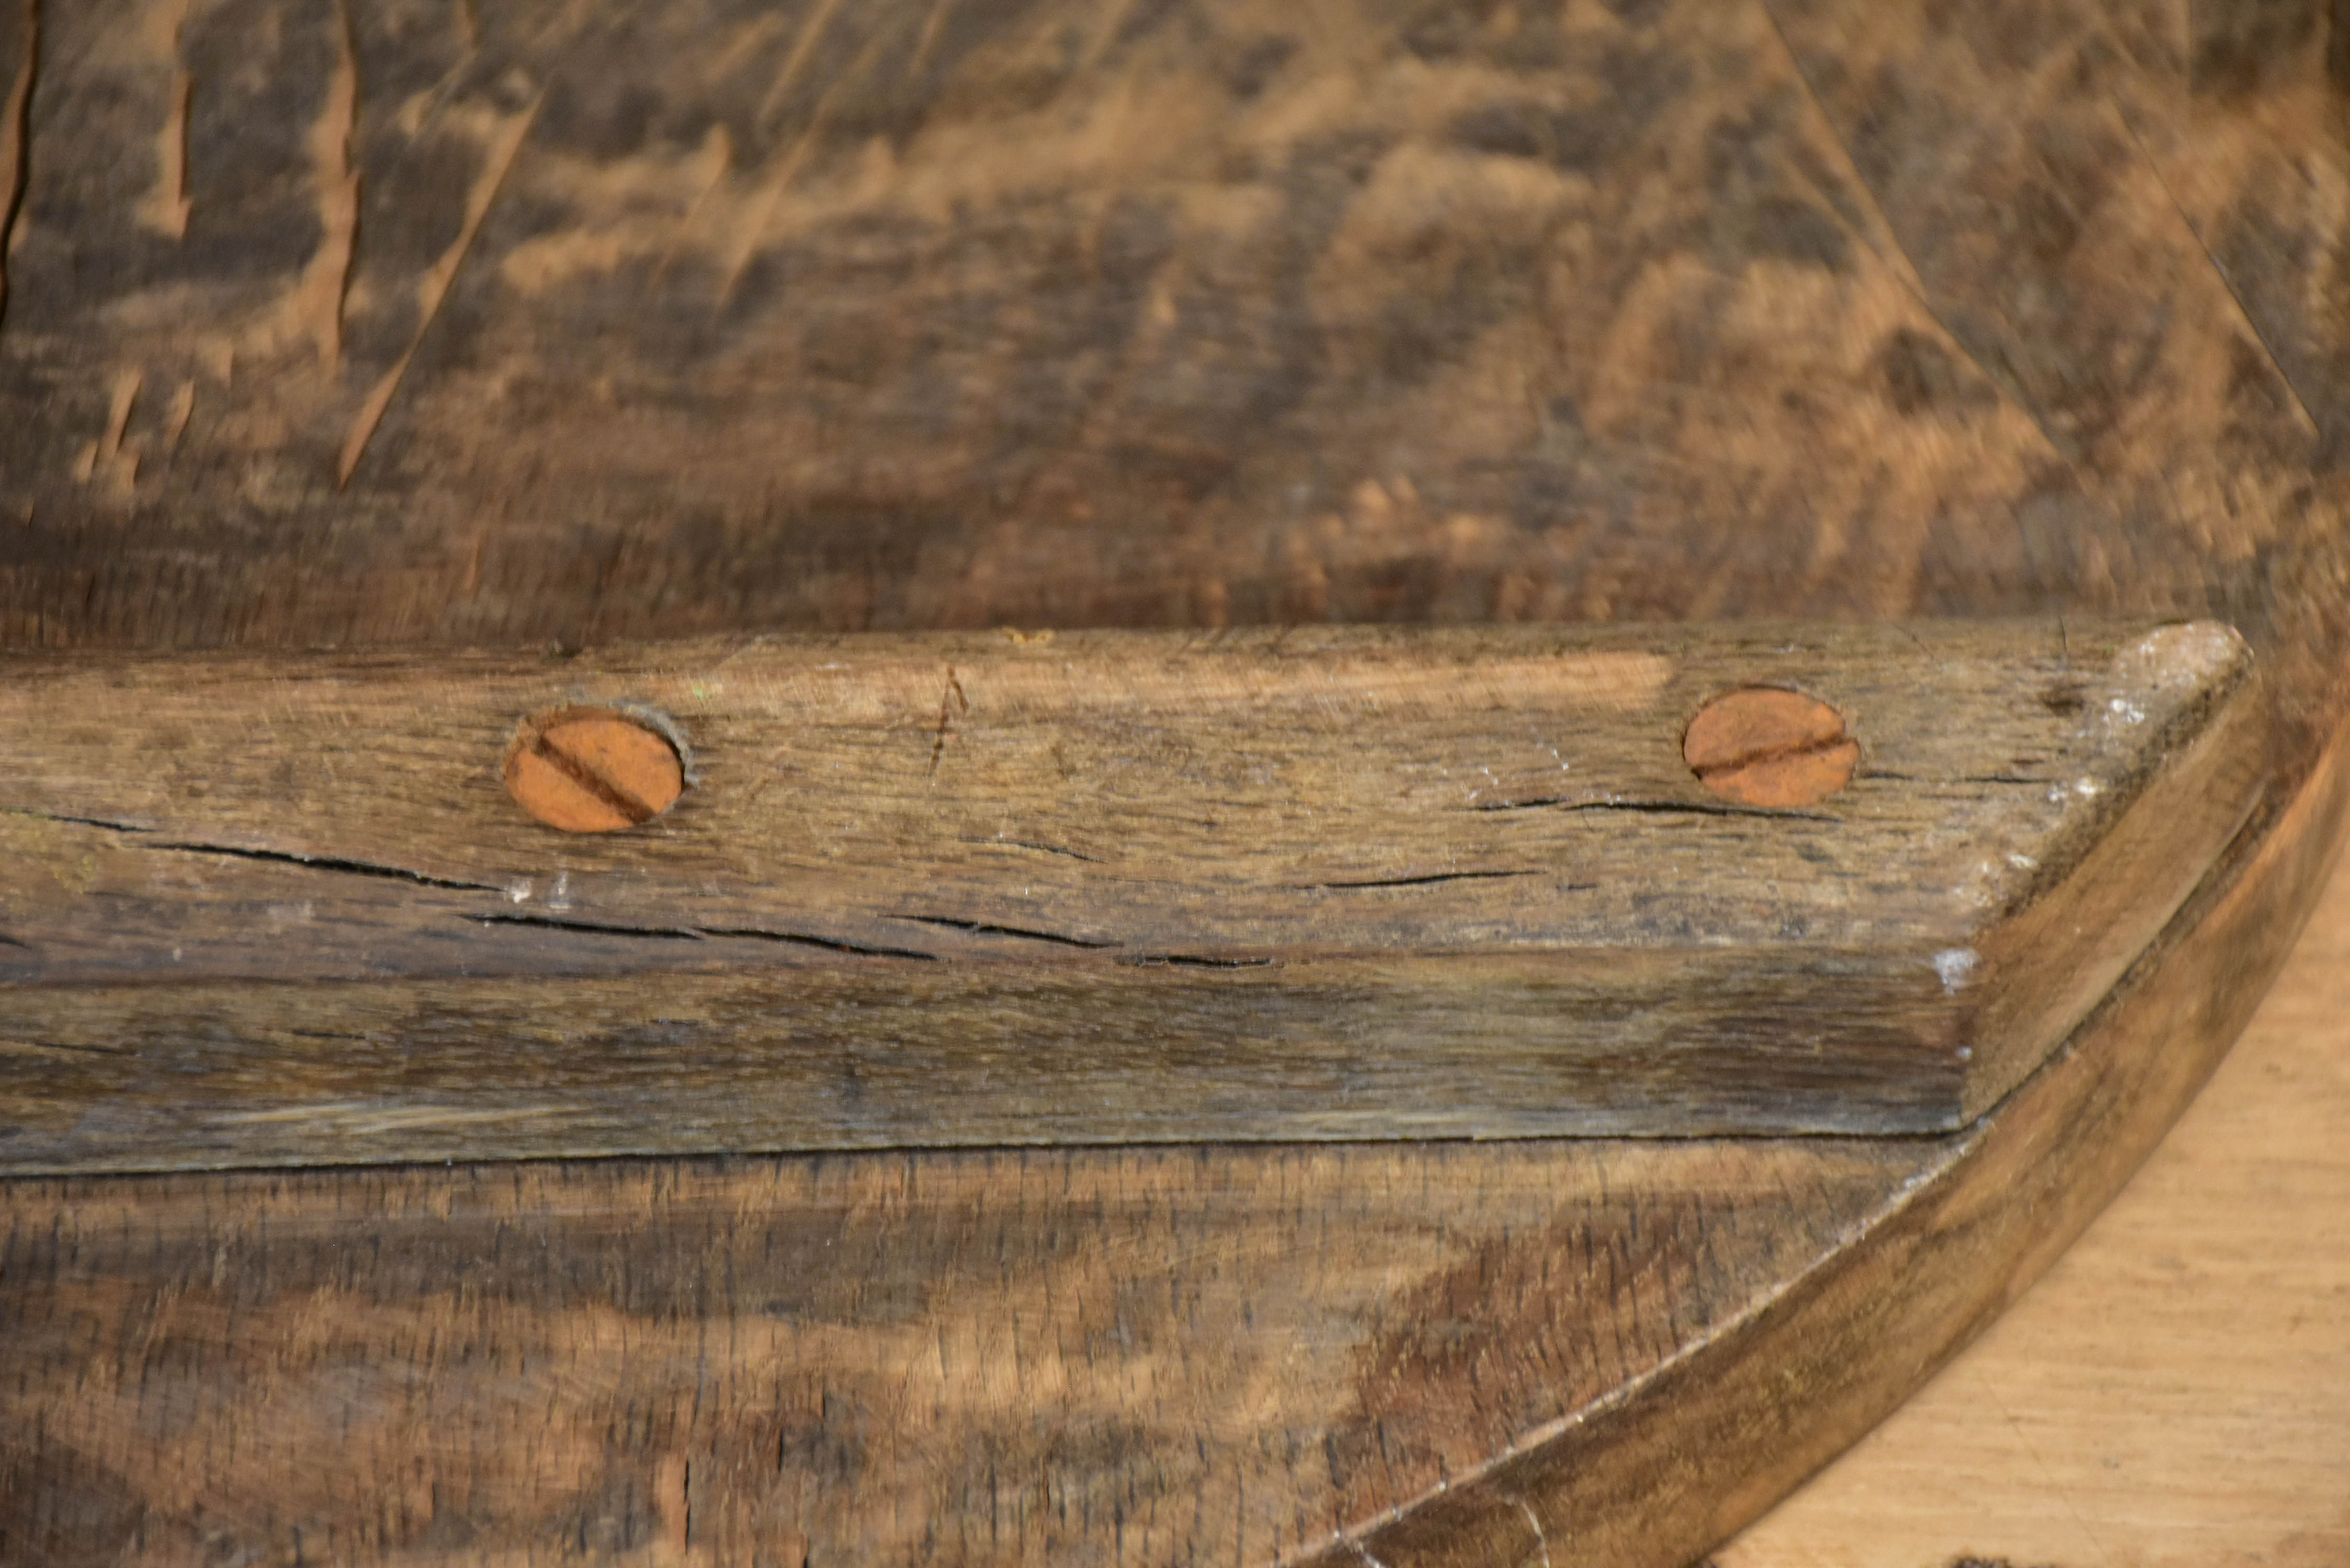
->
[4,669,2343,1568]
[0,618,2262,1167]
[0,1134,1927,1564]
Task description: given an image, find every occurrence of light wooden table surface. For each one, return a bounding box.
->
[1723,839,2350,1568]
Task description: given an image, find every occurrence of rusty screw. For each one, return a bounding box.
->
[1683,688,1858,808]
[504,707,686,833]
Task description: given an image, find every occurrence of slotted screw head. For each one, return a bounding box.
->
[504,708,685,833]
[1683,688,1858,808]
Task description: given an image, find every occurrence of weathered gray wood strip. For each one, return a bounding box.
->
[0,618,2260,1167]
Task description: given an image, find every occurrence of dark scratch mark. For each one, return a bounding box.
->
[473,913,704,939]
[0,0,36,333]
[1124,953,1279,969]
[955,836,1103,863]
[144,840,506,892]
[700,925,939,960]
[0,930,30,949]
[1296,869,1539,891]
[339,96,539,484]
[470,913,937,961]
[1472,797,1839,823]
[897,915,1119,948]
[4,807,153,834]
[1956,774,2052,785]
[928,664,970,778]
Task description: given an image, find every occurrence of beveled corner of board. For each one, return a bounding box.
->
[1942,621,2264,1122]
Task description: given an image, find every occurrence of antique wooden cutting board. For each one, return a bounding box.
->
[3,0,2348,1563]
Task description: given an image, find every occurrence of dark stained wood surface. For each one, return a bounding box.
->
[1,1137,1921,1564]
[6,0,2350,1563]
[0,0,2337,655]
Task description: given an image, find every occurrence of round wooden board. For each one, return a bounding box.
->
[5,0,2350,1563]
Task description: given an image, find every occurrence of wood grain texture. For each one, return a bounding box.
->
[0,0,2337,654]
[0,619,2263,1168]
[0,1132,1923,1566]
[5,0,2350,1562]
[0,681,2342,1568]
[1723,821,2350,1568]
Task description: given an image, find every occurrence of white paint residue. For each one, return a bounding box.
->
[2126,621,2246,690]
[1933,947,1981,994]
[506,880,533,904]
